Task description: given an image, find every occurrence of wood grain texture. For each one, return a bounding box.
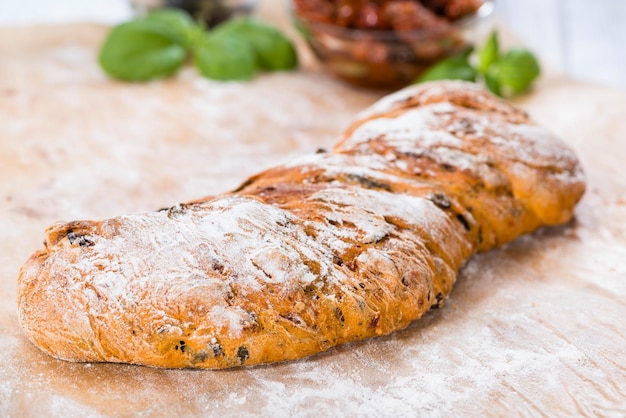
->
[1,21,625,416]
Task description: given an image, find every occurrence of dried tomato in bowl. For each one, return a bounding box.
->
[292,0,492,89]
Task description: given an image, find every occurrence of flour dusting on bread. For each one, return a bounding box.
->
[17,81,585,368]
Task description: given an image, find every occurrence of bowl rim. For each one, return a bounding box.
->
[291,0,494,40]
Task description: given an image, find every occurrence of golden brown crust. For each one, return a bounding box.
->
[17,81,585,368]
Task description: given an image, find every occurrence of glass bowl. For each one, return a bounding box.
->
[291,0,494,89]
[131,0,258,27]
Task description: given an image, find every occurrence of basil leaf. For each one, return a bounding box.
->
[99,19,188,81]
[145,8,203,48]
[194,35,258,81]
[416,49,477,83]
[483,73,502,96]
[213,18,298,71]
[490,48,540,94]
[477,31,499,74]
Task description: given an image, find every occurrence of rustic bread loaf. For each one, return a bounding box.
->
[17,81,585,368]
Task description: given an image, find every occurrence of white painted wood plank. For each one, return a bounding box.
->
[561,0,626,88]
[494,0,564,70]
[0,0,132,25]
[494,0,626,89]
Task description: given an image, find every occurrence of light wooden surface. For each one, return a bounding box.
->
[0,3,625,417]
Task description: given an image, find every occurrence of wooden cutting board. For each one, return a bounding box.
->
[1,6,625,416]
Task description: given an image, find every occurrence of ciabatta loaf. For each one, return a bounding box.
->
[17,81,585,368]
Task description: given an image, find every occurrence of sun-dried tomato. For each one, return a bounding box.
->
[292,0,336,24]
[293,0,484,28]
[444,0,484,20]
[382,1,447,31]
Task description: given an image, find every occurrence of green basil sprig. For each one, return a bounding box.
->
[194,36,257,81]
[99,18,190,81]
[99,10,298,82]
[416,31,540,97]
[211,18,298,71]
[417,48,476,84]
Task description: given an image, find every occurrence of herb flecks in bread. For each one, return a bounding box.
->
[17,81,585,369]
